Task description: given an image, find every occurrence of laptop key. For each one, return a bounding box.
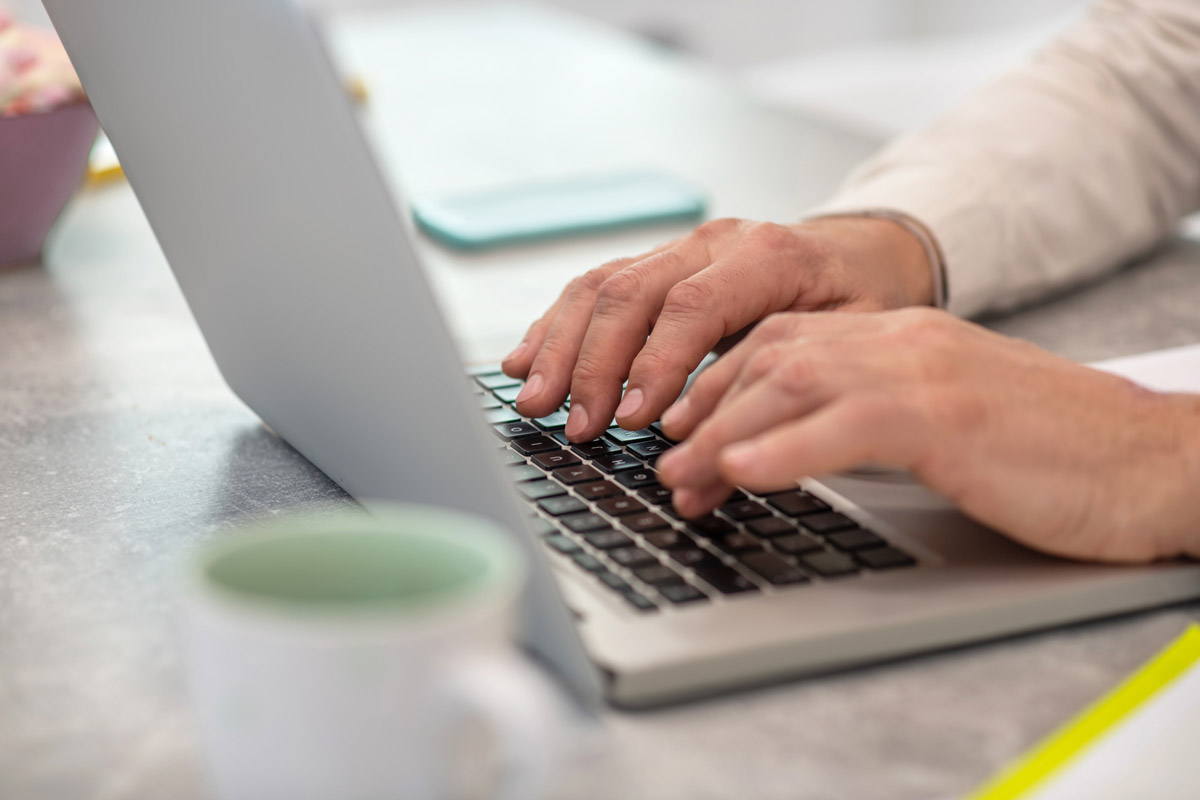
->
[517,480,567,501]
[634,564,685,586]
[715,532,764,553]
[856,546,917,570]
[538,495,588,517]
[527,516,558,537]
[512,436,559,455]
[485,408,522,425]
[649,420,677,442]
[694,564,759,595]
[531,450,582,470]
[800,550,860,578]
[766,490,830,517]
[826,528,887,552]
[771,533,825,556]
[533,410,571,431]
[598,571,632,592]
[506,463,543,482]
[591,453,643,473]
[628,439,672,459]
[643,530,691,550]
[555,465,602,485]
[575,480,622,501]
[746,516,796,538]
[668,548,721,568]
[584,530,634,550]
[476,372,521,390]
[623,591,658,611]
[544,535,580,554]
[609,546,657,568]
[572,553,606,572]
[493,385,525,403]
[560,512,610,533]
[493,421,540,440]
[604,427,656,445]
[478,395,503,410]
[801,512,859,535]
[596,495,646,516]
[615,468,658,489]
[687,515,737,538]
[638,485,674,505]
[658,584,707,604]
[738,551,810,586]
[623,512,670,533]
[720,500,771,521]
[570,439,621,458]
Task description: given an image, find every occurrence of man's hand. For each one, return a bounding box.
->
[656,308,1200,563]
[501,216,934,442]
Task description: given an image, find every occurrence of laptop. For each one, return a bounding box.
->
[45,0,1200,708]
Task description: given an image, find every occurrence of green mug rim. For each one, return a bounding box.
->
[186,503,524,621]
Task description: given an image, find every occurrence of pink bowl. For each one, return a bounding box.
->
[0,101,99,268]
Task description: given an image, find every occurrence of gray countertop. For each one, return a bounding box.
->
[6,185,1200,800]
[6,6,1200,799]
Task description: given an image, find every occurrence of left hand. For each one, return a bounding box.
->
[655,308,1200,563]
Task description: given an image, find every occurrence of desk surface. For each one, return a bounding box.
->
[6,5,1200,799]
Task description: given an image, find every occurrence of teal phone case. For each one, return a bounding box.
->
[411,171,707,250]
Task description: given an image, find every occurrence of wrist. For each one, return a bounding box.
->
[798,213,938,309]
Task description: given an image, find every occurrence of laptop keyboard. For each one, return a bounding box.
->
[472,367,917,613]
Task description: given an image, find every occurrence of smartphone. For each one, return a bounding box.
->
[411,170,707,250]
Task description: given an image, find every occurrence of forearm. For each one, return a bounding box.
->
[817,0,1200,318]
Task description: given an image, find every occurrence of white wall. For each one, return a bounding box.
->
[15,0,1085,66]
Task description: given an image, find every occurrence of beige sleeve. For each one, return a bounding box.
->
[816,0,1200,318]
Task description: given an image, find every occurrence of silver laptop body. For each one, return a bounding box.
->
[46,0,1200,707]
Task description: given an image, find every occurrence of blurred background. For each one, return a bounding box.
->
[16,0,1084,137]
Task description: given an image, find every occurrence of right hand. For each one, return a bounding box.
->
[501,215,936,442]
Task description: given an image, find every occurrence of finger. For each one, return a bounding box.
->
[614,255,789,433]
[661,311,879,440]
[671,481,736,518]
[567,239,717,441]
[717,396,926,492]
[509,258,639,418]
[657,351,840,490]
[501,298,564,379]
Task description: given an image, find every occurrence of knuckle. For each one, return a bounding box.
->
[566,267,610,300]
[662,279,717,317]
[775,352,815,392]
[692,217,742,243]
[746,221,797,253]
[595,268,649,309]
[895,307,955,341]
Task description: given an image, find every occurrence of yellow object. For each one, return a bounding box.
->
[86,76,370,186]
[966,624,1200,800]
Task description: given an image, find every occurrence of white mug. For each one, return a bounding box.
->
[180,504,562,800]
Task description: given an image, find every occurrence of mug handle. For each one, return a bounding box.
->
[443,650,567,800]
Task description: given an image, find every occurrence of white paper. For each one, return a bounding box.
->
[1088,342,1200,394]
[1024,659,1200,799]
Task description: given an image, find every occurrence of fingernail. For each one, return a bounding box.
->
[515,372,544,404]
[615,387,643,420]
[503,340,529,364]
[564,403,589,439]
[661,395,690,431]
[722,442,758,471]
[656,444,685,476]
